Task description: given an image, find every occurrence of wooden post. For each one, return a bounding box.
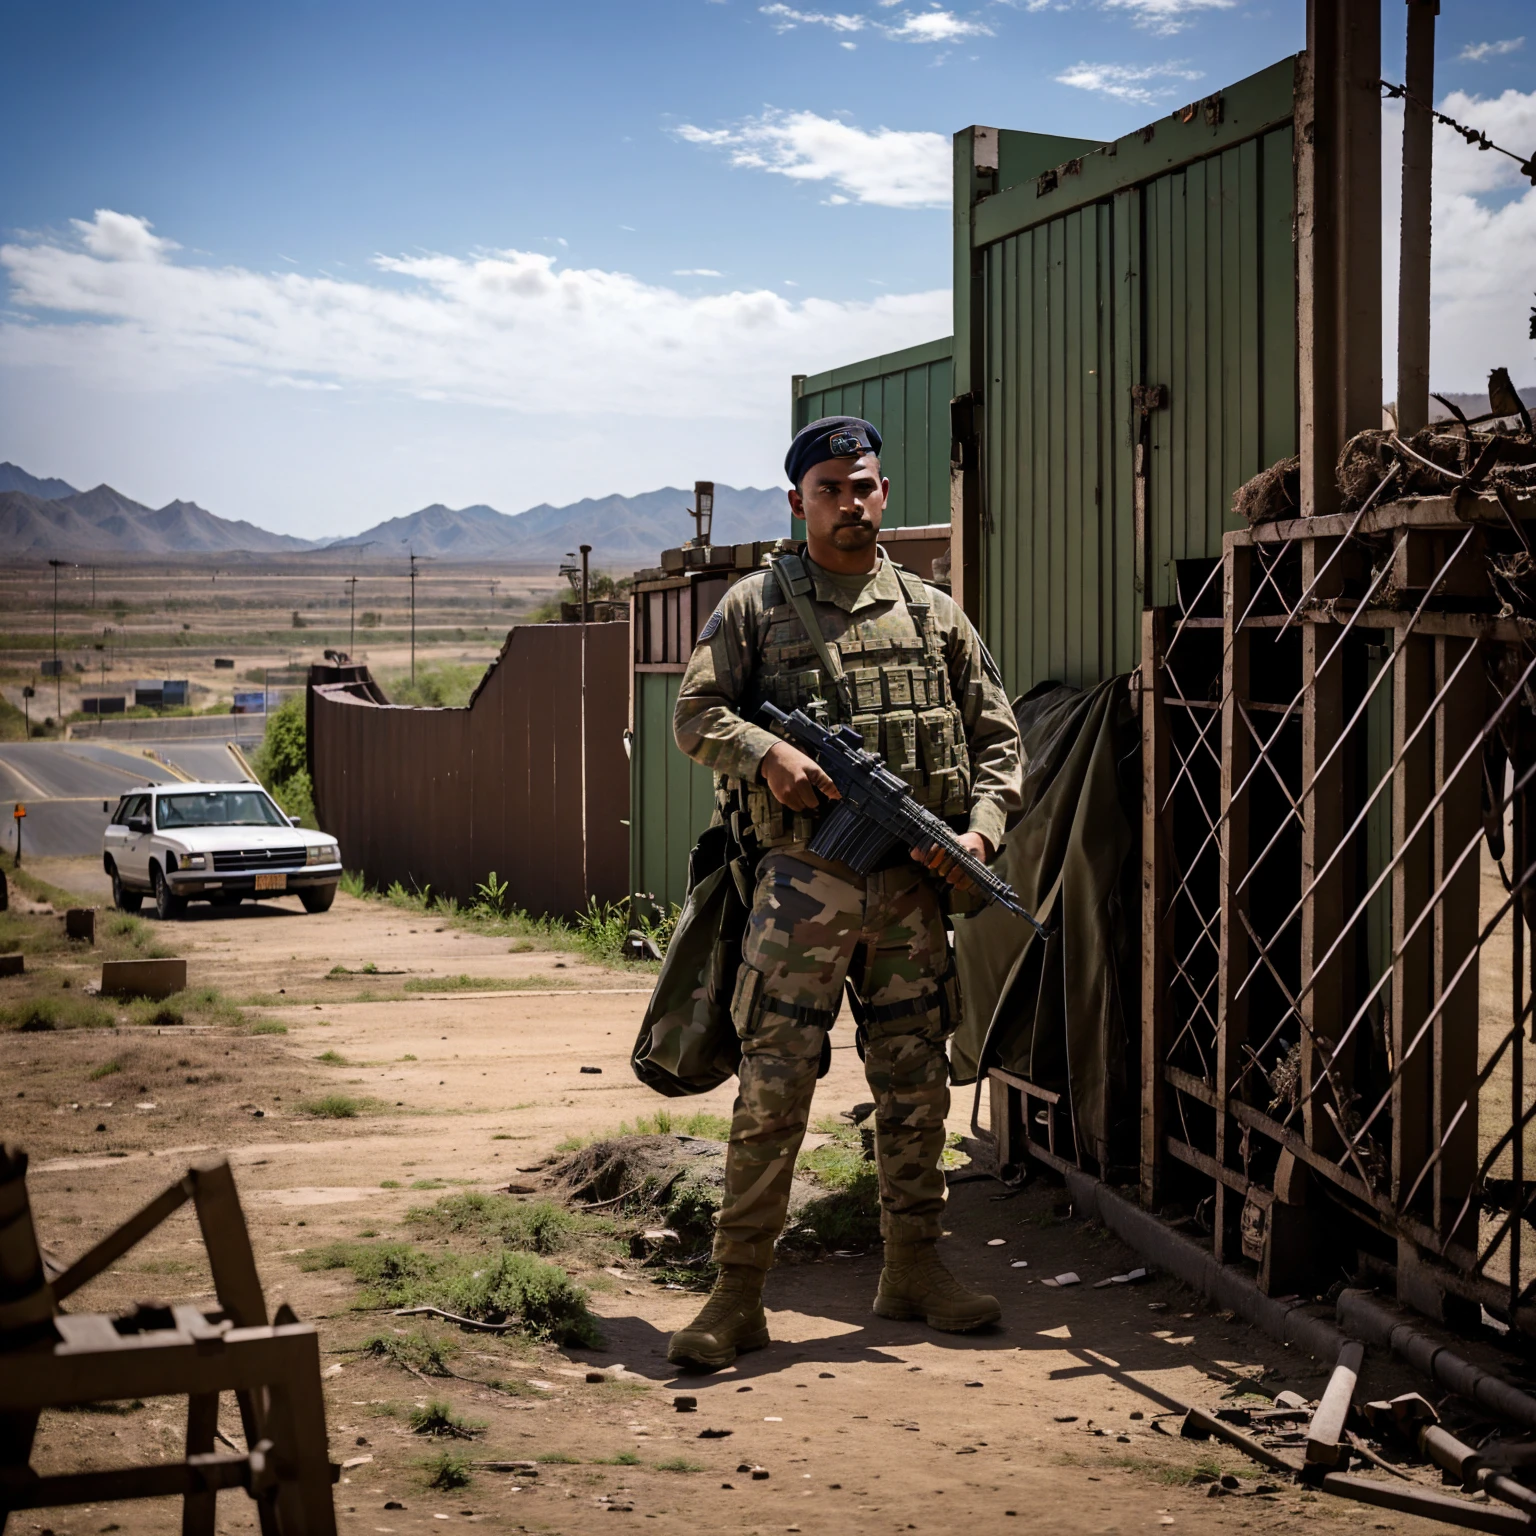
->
[1214,541,1254,1262]
[1141,608,1170,1209]
[1395,0,1438,436]
[1300,557,1348,1155]
[1392,631,1434,1226]
[1297,0,1383,517]
[181,1393,219,1536]
[1433,634,1481,1249]
[949,125,995,626]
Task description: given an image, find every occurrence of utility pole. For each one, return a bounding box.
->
[345,574,359,658]
[47,558,64,724]
[579,543,591,902]
[408,552,421,684]
[1396,0,1438,435]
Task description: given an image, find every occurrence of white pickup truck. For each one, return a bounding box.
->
[103,781,342,920]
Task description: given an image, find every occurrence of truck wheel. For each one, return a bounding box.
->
[152,863,186,921]
[300,884,337,914]
[110,863,143,914]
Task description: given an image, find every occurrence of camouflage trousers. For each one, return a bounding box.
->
[714,846,958,1270]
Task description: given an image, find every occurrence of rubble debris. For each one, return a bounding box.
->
[1303,1340,1364,1471]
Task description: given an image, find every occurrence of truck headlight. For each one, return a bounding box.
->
[307,843,337,865]
[184,853,206,870]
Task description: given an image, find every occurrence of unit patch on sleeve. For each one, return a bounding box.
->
[698,605,724,642]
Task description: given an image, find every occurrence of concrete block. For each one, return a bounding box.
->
[65,909,95,944]
[0,954,23,977]
[100,958,187,1001]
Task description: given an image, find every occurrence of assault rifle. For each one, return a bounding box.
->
[757,702,1051,938]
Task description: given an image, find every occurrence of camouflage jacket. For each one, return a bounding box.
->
[673,550,1023,855]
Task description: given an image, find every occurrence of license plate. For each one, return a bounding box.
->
[254,872,287,892]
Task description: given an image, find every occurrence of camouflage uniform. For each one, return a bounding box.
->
[674,549,1023,1267]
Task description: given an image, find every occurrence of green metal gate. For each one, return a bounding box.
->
[955,57,1300,694]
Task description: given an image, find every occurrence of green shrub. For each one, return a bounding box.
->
[359,1329,453,1376]
[408,1193,612,1257]
[304,1240,598,1345]
[422,1450,471,1490]
[297,1093,364,1118]
[252,695,315,827]
[89,1060,121,1080]
[409,1400,483,1438]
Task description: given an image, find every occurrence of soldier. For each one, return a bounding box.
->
[668,415,1025,1369]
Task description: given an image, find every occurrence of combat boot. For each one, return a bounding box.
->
[874,1239,1001,1331]
[666,1264,770,1370]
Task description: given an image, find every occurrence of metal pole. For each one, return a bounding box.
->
[579,543,590,903]
[409,554,418,685]
[1396,0,1437,436]
[347,575,357,659]
[48,559,62,724]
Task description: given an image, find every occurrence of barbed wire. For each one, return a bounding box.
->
[1381,78,1536,184]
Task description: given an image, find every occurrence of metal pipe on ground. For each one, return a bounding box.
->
[1337,1289,1536,1435]
[1047,1162,1536,1440]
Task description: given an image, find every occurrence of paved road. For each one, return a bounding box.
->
[156,742,255,784]
[0,739,252,860]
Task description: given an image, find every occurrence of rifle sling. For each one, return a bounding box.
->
[770,552,854,718]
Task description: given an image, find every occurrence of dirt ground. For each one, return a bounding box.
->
[3,858,1461,1535]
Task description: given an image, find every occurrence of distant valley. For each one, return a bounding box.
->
[0,462,788,565]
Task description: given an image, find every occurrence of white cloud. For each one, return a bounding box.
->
[1460,37,1525,64]
[1381,87,1536,394]
[672,268,724,276]
[70,210,178,263]
[0,211,949,425]
[674,110,950,208]
[1055,59,1204,105]
[1098,0,1233,34]
[884,9,992,42]
[759,4,866,32]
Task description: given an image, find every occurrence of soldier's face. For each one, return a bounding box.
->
[789,453,888,563]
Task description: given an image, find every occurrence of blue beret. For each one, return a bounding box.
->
[785,415,883,488]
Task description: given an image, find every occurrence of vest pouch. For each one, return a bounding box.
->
[851,712,882,756]
[851,667,883,713]
[882,712,920,788]
[917,708,957,773]
[883,669,915,709]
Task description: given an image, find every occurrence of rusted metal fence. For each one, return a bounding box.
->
[1139,491,1536,1327]
[308,624,629,919]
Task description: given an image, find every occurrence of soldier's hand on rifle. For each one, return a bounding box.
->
[762,742,841,812]
[913,831,992,891]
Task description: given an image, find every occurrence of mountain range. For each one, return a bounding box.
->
[0,462,787,563]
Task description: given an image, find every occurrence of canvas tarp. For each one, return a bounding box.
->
[951,676,1140,1175]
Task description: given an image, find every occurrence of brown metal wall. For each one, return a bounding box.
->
[309,623,630,918]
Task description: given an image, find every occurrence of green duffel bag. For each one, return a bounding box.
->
[631,823,750,1097]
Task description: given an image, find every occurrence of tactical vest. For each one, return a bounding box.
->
[721,551,971,851]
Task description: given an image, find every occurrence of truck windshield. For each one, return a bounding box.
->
[156,791,289,829]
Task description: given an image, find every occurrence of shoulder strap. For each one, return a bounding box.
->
[769,553,855,717]
[893,564,931,614]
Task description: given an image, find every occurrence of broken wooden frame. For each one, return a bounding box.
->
[0,1151,337,1534]
[1140,490,1536,1331]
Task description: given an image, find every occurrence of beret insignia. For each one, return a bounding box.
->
[827,430,862,456]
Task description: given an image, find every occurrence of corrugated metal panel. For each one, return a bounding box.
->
[629,669,715,912]
[963,58,1299,694]
[792,336,953,529]
[1143,125,1297,608]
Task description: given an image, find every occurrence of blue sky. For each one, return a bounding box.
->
[2,0,1533,535]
